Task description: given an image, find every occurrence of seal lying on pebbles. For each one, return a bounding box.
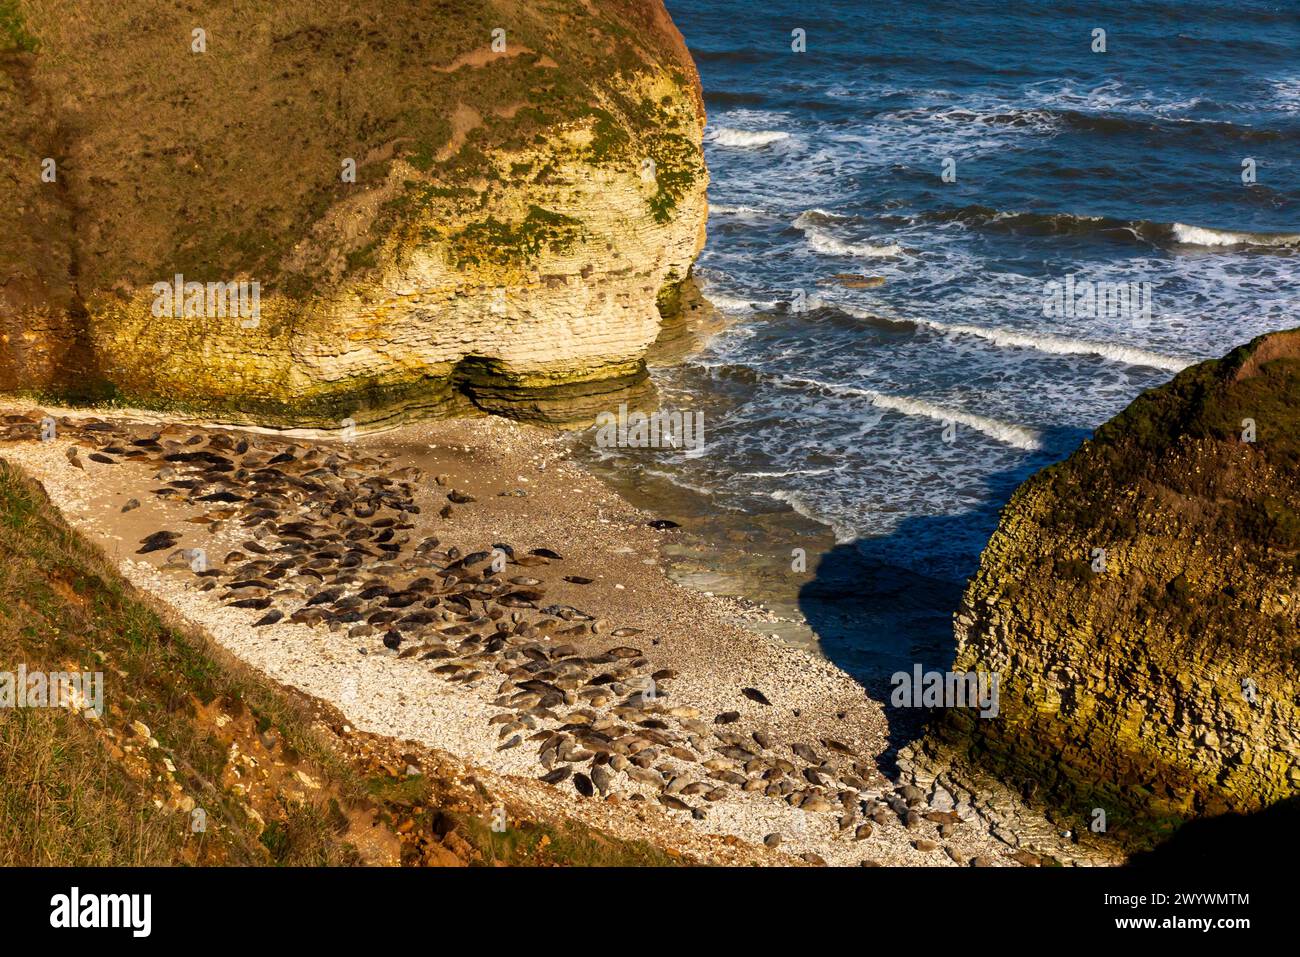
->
[138,530,180,554]
[1,412,923,862]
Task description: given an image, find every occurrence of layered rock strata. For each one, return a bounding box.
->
[0,0,707,425]
[920,329,1300,847]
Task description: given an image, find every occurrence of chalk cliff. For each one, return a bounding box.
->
[0,0,707,425]
[920,330,1300,847]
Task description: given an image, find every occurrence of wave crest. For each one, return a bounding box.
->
[888,312,1191,372]
[780,375,1043,450]
[924,206,1300,251]
[707,127,791,148]
[794,210,902,258]
[1170,223,1300,248]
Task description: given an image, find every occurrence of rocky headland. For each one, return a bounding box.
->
[3,1,1294,869]
[1,0,707,426]
[911,329,1300,851]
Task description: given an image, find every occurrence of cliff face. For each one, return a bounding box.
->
[0,0,707,425]
[927,330,1300,846]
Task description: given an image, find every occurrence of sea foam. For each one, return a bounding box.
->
[781,376,1044,451]
[844,307,1193,372]
[1170,223,1300,248]
[708,128,791,148]
[794,210,903,258]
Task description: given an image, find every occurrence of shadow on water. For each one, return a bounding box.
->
[797,426,1089,776]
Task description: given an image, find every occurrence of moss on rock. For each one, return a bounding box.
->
[928,329,1300,850]
[0,0,708,425]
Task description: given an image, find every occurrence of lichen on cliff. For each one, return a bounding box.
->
[449,206,584,269]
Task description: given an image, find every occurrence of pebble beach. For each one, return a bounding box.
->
[0,406,1110,866]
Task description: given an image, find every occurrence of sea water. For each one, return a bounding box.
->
[572,0,1299,690]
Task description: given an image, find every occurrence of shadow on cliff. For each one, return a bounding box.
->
[1126,796,1300,866]
[797,425,1090,776]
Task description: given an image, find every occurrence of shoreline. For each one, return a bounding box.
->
[0,405,1113,866]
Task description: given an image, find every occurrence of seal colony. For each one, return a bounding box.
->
[0,408,1103,866]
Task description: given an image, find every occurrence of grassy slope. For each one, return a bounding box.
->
[0,1,36,52]
[5,0,698,296]
[0,457,681,865]
[0,457,390,864]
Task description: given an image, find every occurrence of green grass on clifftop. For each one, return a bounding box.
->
[0,459,370,864]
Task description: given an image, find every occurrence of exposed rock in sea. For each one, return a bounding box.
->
[0,1,707,426]
[917,329,1300,849]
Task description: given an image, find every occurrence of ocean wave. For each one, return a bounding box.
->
[779,376,1043,451]
[793,208,856,224]
[1022,78,1206,119]
[640,468,741,503]
[920,206,1300,251]
[872,98,1288,148]
[1058,109,1287,143]
[805,231,903,259]
[888,312,1192,372]
[702,291,783,314]
[693,270,785,315]
[793,210,902,258]
[707,127,792,148]
[709,202,768,219]
[1169,223,1300,248]
[879,105,1060,131]
[860,391,1043,451]
[769,490,857,543]
[922,205,1129,238]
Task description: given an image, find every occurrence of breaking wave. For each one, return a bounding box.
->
[794,210,903,258]
[840,306,1192,372]
[922,206,1300,250]
[708,127,792,148]
[1169,222,1300,248]
[780,376,1044,450]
